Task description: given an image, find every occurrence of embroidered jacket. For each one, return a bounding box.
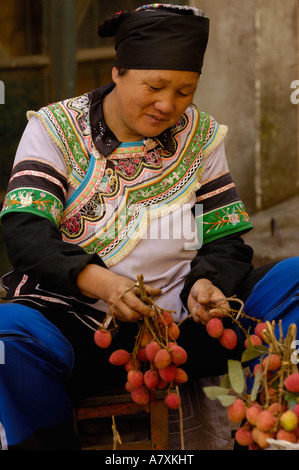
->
[0,85,253,325]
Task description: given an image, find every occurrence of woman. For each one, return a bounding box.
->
[0,4,298,450]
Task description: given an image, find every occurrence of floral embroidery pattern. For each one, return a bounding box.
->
[201,202,250,242]
[2,189,63,225]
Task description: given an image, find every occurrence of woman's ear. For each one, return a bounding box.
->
[111,67,119,84]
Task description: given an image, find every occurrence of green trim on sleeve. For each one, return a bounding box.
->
[0,188,63,226]
[196,201,253,244]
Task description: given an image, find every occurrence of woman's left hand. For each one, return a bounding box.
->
[187,278,230,325]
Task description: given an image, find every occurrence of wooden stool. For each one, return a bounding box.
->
[73,390,169,450]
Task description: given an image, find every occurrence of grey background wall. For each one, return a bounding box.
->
[192,0,298,214]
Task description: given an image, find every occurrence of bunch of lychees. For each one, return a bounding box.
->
[94,275,188,410]
[204,318,299,450]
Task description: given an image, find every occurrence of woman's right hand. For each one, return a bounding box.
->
[76,264,161,322]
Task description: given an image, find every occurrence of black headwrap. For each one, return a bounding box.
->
[98,4,209,74]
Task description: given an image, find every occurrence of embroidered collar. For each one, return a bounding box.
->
[89,83,176,157]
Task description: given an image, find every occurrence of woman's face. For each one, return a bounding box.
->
[109,68,199,142]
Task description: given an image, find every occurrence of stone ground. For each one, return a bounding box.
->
[243,194,299,267]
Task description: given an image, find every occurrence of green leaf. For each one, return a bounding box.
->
[284,392,299,410]
[203,386,230,400]
[217,395,237,407]
[228,360,245,394]
[250,367,261,402]
[220,374,231,389]
[241,345,268,363]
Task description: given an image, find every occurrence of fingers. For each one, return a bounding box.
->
[109,281,160,323]
[187,278,229,325]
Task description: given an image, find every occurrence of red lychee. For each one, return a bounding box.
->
[254,322,267,340]
[94,329,112,348]
[256,410,277,432]
[131,386,149,405]
[154,348,172,369]
[246,404,262,425]
[227,398,246,423]
[127,369,144,389]
[145,341,161,362]
[252,428,273,449]
[137,347,148,362]
[262,354,281,371]
[159,364,177,383]
[206,317,224,339]
[292,403,299,419]
[284,372,299,393]
[164,392,181,410]
[244,334,262,349]
[235,426,254,447]
[109,349,130,366]
[140,330,154,348]
[124,357,141,371]
[168,344,188,366]
[276,429,297,443]
[144,369,159,389]
[156,378,168,390]
[168,322,180,340]
[173,368,188,385]
[158,310,173,328]
[219,328,238,350]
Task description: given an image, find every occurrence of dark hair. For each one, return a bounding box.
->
[117,67,128,76]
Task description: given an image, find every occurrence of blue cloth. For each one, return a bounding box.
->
[0,303,74,447]
[239,257,299,391]
[241,257,299,338]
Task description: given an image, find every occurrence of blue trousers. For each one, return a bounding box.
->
[0,303,78,449]
[0,257,298,449]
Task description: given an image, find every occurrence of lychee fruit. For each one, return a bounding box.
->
[164,392,181,410]
[235,426,254,447]
[254,322,267,340]
[131,386,149,405]
[256,410,277,432]
[156,378,168,390]
[137,348,148,362]
[173,368,188,385]
[168,322,180,340]
[284,372,299,393]
[262,354,281,371]
[276,429,297,443]
[140,330,154,347]
[268,402,287,416]
[158,310,173,328]
[124,357,141,371]
[145,341,161,362]
[244,334,262,349]
[227,398,246,423]
[94,329,112,348]
[246,404,262,425]
[159,364,177,383]
[154,348,172,369]
[109,349,130,366]
[144,369,159,389]
[206,317,224,339]
[252,428,273,449]
[127,369,144,389]
[292,403,299,419]
[219,328,238,350]
[280,410,298,432]
[168,344,188,365]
